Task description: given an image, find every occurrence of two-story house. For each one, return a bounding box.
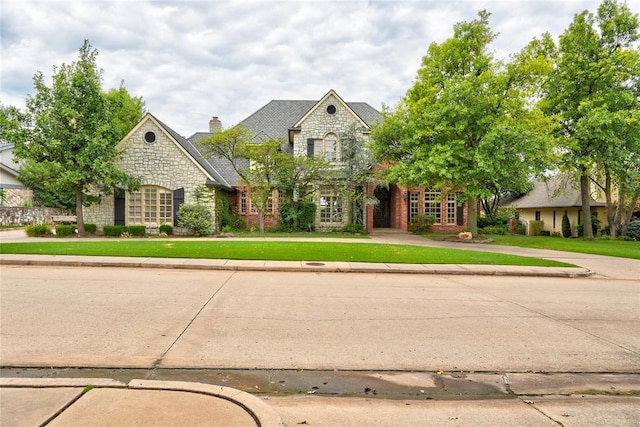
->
[86,89,469,234]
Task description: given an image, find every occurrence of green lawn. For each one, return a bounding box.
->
[486,235,640,259]
[0,240,573,267]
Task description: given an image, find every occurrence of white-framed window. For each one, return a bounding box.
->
[409,192,420,222]
[424,188,442,224]
[446,192,457,225]
[127,186,172,225]
[319,186,342,224]
[311,133,339,162]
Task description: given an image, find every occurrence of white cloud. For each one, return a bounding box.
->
[1,0,606,136]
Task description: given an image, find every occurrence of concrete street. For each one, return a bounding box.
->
[1,266,638,372]
[1,229,638,425]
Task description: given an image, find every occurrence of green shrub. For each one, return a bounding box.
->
[103,225,127,237]
[529,220,544,236]
[578,213,600,237]
[341,223,365,234]
[539,230,551,236]
[159,224,173,235]
[55,224,76,237]
[625,220,640,241]
[25,223,52,237]
[480,225,507,235]
[278,201,317,231]
[84,224,97,234]
[551,231,562,237]
[178,204,214,236]
[562,212,572,238]
[408,214,436,234]
[127,225,146,236]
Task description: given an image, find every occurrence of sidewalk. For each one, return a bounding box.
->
[3,377,638,426]
[1,377,281,427]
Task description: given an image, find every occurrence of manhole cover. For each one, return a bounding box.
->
[306,262,326,266]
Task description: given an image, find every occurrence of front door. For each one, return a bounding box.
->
[373,186,391,228]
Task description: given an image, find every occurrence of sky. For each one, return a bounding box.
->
[1,0,608,137]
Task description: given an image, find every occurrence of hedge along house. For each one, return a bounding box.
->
[84,113,233,232]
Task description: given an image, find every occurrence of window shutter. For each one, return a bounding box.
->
[173,187,184,226]
[307,139,314,157]
[457,202,464,226]
[114,189,125,225]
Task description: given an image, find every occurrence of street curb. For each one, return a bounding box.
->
[128,379,284,427]
[0,378,284,427]
[0,255,593,278]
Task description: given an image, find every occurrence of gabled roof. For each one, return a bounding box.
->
[0,162,19,177]
[293,89,370,130]
[506,177,606,209]
[187,132,244,187]
[120,113,232,190]
[239,91,382,144]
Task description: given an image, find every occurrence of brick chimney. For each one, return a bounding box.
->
[209,116,222,132]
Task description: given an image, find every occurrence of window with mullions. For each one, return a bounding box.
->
[128,186,172,225]
[446,193,457,225]
[409,192,420,222]
[310,133,339,162]
[319,187,342,223]
[424,188,442,224]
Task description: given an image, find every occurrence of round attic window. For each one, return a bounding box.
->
[326,104,337,115]
[144,131,156,144]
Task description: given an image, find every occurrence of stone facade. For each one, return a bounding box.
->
[292,93,372,230]
[0,206,70,226]
[84,116,217,231]
[0,188,33,207]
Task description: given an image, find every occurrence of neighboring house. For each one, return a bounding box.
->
[84,113,232,231]
[0,143,32,206]
[505,176,607,236]
[86,89,469,234]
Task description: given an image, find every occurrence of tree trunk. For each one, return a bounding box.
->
[75,191,85,235]
[259,210,265,234]
[621,191,639,236]
[604,171,616,237]
[466,194,478,236]
[580,173,594,240]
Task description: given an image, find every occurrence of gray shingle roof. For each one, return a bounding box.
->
[152,114,233,190]
[186,95,382,188]
[187,131,244,187]
[505,177,605,209]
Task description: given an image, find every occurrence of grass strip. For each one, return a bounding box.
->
[0,241,573,267]
[487,235,640,260]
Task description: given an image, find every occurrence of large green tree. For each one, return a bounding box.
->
[8,40,139,234]
[105,82,146,142]
[372,11,555,235]
[543,0,640,239]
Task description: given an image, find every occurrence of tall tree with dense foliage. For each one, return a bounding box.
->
[5,40,139,233]
[372,11,555,235]
[105,82,146,142]
[542,0,640,239]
